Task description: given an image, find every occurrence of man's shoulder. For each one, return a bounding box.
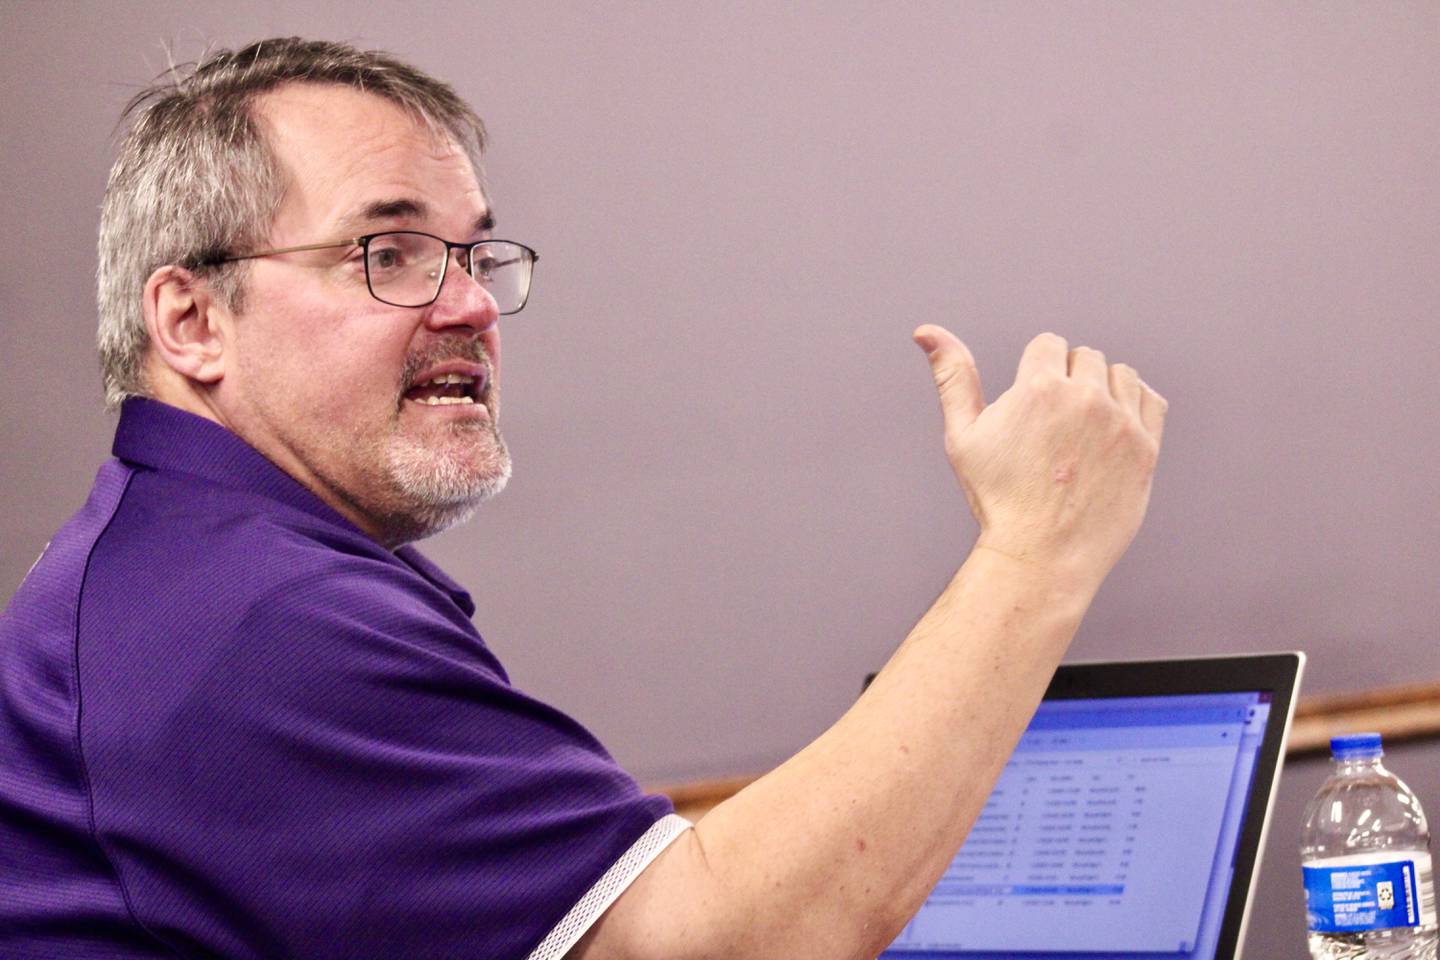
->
[98,460,395,594]
[80,460,481,658]
[75,459,505,725]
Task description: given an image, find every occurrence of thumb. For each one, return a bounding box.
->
[914,324,984,432]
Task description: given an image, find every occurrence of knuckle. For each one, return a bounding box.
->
[1025,372,1064,397]
[1077,384,1110,412]
[1115,420,1158,465]
[932,364,963,393]
[1138,434,1161,466]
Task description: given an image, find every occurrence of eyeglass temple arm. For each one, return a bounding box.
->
[215,239,363,264]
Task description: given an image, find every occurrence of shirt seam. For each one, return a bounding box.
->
[524,812,693,960]
[70,465,188,960]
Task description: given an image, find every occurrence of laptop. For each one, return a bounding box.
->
[876,652,1305,960]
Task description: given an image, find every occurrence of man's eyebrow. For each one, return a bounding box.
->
[338,198,427,233]
[336,199,496,237]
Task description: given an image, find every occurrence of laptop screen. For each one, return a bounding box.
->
[879,655,1301,960]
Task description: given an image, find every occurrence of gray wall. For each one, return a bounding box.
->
[3,0,1437,788]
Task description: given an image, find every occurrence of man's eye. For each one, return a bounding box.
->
[473,257,498,281]
[369,246,404,271]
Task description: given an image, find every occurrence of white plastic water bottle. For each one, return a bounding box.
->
[1302,733,1438,959]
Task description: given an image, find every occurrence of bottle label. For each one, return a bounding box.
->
[1304,859,1422,933]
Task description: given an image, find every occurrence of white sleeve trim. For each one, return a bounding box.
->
[525,813,692,960]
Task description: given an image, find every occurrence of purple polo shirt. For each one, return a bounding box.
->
[0,398,680,959]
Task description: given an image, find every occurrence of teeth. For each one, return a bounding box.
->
[422,373,475,386]
[417,395,475,406]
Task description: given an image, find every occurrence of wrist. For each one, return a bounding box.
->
[967,534,1105,613]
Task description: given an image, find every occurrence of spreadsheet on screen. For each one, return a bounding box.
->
[881,691,1272,960]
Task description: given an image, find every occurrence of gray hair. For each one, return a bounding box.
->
[96,37,488,409]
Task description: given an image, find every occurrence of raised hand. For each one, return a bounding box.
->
[914,325,1167,592]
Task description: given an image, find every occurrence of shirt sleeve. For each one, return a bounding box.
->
[526,812,692,960]
[78,553,677,960]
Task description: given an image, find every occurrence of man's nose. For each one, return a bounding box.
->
[424,257,500,333]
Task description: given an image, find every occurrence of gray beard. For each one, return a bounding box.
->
[378,419,512,544]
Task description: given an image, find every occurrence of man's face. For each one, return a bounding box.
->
[216,84,509,545]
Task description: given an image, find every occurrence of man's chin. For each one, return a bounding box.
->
[381,432,512,542]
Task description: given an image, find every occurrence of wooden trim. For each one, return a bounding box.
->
[1289,679,1440,756]
[653,681,1440,821]
[658,775,758,821]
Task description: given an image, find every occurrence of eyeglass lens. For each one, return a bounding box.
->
[364,233,533,313]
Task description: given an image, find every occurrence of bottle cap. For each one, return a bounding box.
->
[1331,733,1384,759]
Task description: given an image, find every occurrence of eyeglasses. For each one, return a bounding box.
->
[208,232,539,314]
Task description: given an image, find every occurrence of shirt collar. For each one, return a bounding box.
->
[113,397,475,615]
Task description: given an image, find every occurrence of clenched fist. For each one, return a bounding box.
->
[915,325,1167,592]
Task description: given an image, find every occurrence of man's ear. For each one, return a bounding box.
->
[142,265,228,386]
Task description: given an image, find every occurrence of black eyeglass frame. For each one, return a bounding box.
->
[206,232,539,314]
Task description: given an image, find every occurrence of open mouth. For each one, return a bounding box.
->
[404,371,487,407]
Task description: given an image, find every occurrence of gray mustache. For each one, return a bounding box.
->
[399,339,493,391]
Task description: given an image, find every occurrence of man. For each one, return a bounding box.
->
[0,37,1166,960]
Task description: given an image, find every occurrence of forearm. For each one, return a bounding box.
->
[578,546,1096,960]
[572,327,1166,960]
